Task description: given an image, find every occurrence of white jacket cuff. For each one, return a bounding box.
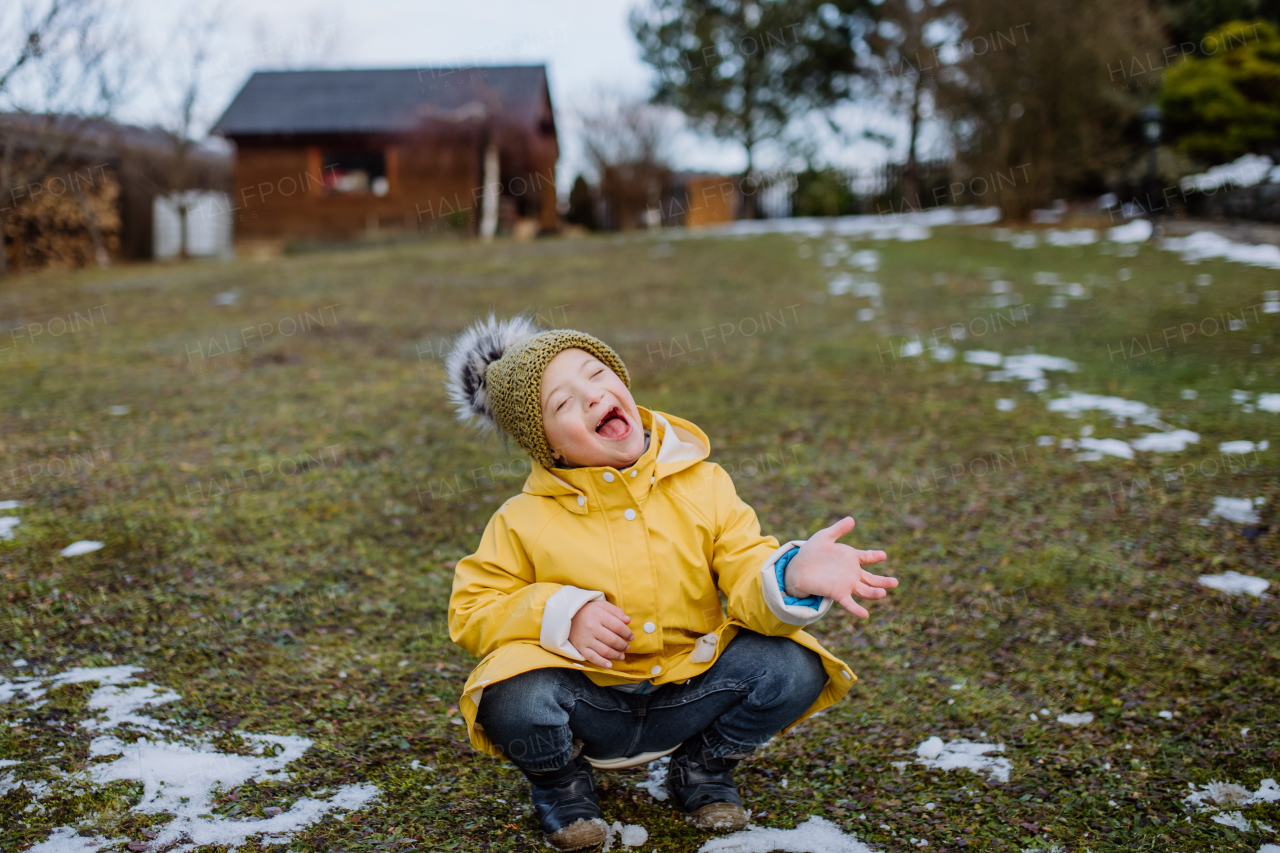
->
[760,540,833,627]
[539,585,606,660]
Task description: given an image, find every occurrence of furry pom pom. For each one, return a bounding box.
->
[444,313,542,432]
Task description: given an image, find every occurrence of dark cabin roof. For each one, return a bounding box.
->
[212,66,554,138]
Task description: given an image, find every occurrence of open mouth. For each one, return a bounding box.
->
[594,405,632,440]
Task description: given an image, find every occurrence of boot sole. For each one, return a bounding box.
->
[686,802,749,832]
[545,817,608,851]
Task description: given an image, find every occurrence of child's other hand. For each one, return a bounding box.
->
[569,600,634,668]
[785,516,897,619]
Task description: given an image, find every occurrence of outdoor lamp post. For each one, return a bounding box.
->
[1139,105,1162,232]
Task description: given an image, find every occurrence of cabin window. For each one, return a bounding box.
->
[321,151,389,196]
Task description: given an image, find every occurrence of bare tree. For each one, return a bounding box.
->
[0,0,128,275]
[577,94,675,229]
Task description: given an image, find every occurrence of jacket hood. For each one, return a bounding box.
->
[522,407,709,513]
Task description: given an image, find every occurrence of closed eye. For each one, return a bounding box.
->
[592,369,603,378]
[555,398,568,412]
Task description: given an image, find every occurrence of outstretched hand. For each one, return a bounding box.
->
[784,516,897,618]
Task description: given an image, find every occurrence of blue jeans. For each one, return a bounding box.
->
[475,630,829,772]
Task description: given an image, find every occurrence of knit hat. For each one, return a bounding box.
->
[444,314,631,469]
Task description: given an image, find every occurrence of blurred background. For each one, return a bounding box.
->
[3,0,1280,270]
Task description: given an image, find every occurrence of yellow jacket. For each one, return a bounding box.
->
[448,406,857,759]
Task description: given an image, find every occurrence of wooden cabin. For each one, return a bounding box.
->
[212,66,559,252]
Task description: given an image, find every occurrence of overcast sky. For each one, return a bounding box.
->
[117,0,905,190]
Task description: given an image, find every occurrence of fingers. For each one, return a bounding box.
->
[582,647,614,668]
[856,549,888,565]
[852,583,888,600]
[601,614,634,642]
[817,515,856,542]
[598,601,631,623]
[859,570,899,589]
[596,628,630,653]
[836,594,870,619]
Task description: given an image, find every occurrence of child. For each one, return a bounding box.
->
[445,316,897,851]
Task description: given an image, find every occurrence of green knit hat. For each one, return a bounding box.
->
[444,315,630,469]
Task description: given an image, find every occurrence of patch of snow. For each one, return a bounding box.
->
[1257,393,1280,412]
[679,206,998,241]
[1185,778,1280,810]
[1056,712,1094,727]
[1046,392,1167,429]
[1108,219,1152,243]
[931,345,955,362]
[996,399,1016,411]
[0,516,19,540]
[603,821,650,850]
[1198,572,1270,597]
[1045,229,1098,247]
[1219,439,1268,454]
[1078,438,1134,460]
[1181,389,1198,400]
[213,291,239,306]
[697,815,878,853]
[912,738,1010,783]
[1129,430,1199,453]
[1180,154,1277,192]
[1158,711,1173,719]
[1210,496,1264,524]
[828,273,854,295]
[637,756,670,801]
[108,405,130,416]
[852,250,880,271]
[901,340,924,357]
[59,541,103,557]
[964,350,1003,366]
[22,826,126,853]
[0,499,22,510]
[1161,231,1280,271]
[1,665,379,852]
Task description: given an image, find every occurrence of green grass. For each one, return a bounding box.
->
[1,225,1277,852]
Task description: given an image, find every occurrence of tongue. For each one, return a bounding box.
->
[597,414,629,439]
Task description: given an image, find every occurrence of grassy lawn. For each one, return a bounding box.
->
[1,223,1277,852]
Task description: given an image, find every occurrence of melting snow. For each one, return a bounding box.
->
[0,666,378,851]
[603,821,650,850]
[1185,778,1280,809]
[637,756,670,801]
[1129,430,1199,453]
[0,516,19,540]
[996,399,1016,411]
[1180,153,1279,192]
[1056,712,1094,727]
[59,541,103,557]
[1077,438,1134,460]
[0,499,22,510]
[1210,496,1265,524]
[1045,229,1098,247]
[1108,219,1153,243]
[1046,392,1167,429]
[682,206,999,240]
[1161,231,1280,271]
[697,815,878,853]
[1219,439,1269,454]
[1198,572,1270,597]
[964,350,1003,366]
[913,737,1010,783]
[1258,394,1280,412]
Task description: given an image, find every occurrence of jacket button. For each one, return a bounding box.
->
[650,665,661,675]
[624,509,636,520]
[603,472,614,482]
[643,621,656,633]
[577,495,586,507]
[630,470,637,477]
[651,475,655,484]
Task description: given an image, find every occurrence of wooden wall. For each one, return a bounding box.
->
[228,128,557,246]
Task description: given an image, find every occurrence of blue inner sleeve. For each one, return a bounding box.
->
[774,545,822,609]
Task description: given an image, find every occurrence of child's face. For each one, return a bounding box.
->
[539,347,645,468]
